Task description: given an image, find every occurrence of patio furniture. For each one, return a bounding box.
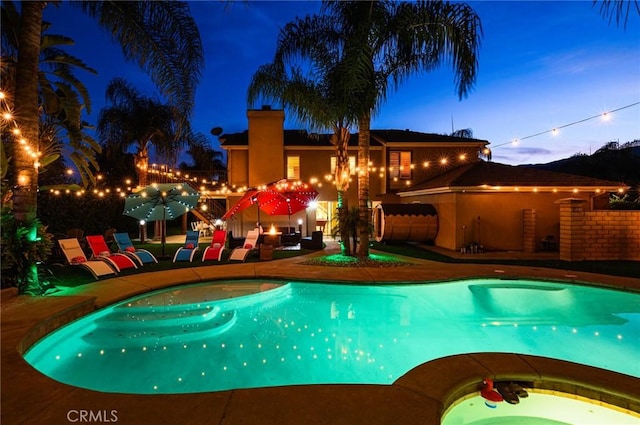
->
[281,231,301,246]
[202,229,227,261]
[104,228,117,245]
[66,228,87,251]
[263,233,281,248]
[301,231,324,250]
[173,231,200,262]
[227,231,246,249]
[315,220,327,233]
[229,229,260,262]
[260,243,274,260]
[541,235,556,251]
[192,220,212,237]
[86,235,138,272]
[113,232,158,265]
[58,238,117,279]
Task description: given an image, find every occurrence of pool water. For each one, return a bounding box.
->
[25,279,640,394]
[442,391,640,425]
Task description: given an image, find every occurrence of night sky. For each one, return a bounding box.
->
[43,1,639,165]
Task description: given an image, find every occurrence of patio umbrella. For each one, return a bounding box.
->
[257,179,318,229]
[123,183,200,256]
[221,188,261,222]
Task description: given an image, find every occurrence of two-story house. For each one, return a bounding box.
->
[220,106,628,254]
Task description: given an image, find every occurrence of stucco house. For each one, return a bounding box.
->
[219,107,637,259]
[395,161,623,252]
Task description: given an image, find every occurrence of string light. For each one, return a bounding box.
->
[493,102,640,149]
[0,89,42,168]
[11,88,629,198]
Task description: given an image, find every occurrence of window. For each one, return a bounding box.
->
[330,156,356,175]
[287,155,300,180]
[390,151,412,179]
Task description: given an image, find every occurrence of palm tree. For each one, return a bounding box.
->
[247,39,360,255]
[97,78,183,187]
[179,132,227,183]
[7,0,203,220]
[593,0,639,28]
[272,1,482,257]
[2,1,103,189]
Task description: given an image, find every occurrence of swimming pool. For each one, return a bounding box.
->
[442,391,640,425]
[25,278,640,394]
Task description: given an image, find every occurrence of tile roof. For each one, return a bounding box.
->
[370,129,488,144]
[403,161,625,192]
[219,129,488,147]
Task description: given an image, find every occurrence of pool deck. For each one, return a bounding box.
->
[2,241,639,425]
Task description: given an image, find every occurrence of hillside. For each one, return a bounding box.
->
[522,141,640,186]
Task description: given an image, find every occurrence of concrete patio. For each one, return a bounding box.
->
[2,242,639,425]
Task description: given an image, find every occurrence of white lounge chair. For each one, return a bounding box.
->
[228,229,260,262]
[58,238,117,279]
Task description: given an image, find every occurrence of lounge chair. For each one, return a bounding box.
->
[173,230,200,262]
[227,231,245,249]
[202,229,227,261]
[113,232,158,265]
[86,235,138,272]
[228,229,260,262]
[301,231,324,250]
[58,238,117,279]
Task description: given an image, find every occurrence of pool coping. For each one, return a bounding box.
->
[2,250,640,424]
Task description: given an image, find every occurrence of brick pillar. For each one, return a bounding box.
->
[558,199,587,261]
[522,209,536,252]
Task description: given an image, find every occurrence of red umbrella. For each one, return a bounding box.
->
[221,188,260,221]
[222,180,319,228]
[257,179,318,229]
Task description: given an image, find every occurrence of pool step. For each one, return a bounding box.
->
[81,307,237,347]
[95,304,222,329]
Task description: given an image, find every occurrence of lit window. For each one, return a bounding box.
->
[330,156,356,175]
[287,155,300,180]
[389,151,411,179]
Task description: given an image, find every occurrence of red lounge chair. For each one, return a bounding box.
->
[58,238,117,279]
[86,235,138,272]
[202,229,227,261]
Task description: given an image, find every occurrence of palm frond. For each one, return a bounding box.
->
[78,1,203,120]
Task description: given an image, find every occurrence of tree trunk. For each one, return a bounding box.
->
[135,148,149,187]
[12,2,45,221]
[357,111,371,257]
[336,190,350,256]
[332,126,352,256]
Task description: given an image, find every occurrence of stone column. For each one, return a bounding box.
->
[522,209,536,253]
[557,198,587,261]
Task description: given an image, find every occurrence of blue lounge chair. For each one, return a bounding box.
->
[114,232,158,265]
[173,231,200,262]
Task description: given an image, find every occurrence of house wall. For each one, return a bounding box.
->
[387,146,483,192]
[404,191,595,251]
[402,193,457,249]
[227,149,248,187]
[247,108,284,186]
[559,199,640,261]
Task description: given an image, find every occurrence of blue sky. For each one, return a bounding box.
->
[44,1,639,166]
